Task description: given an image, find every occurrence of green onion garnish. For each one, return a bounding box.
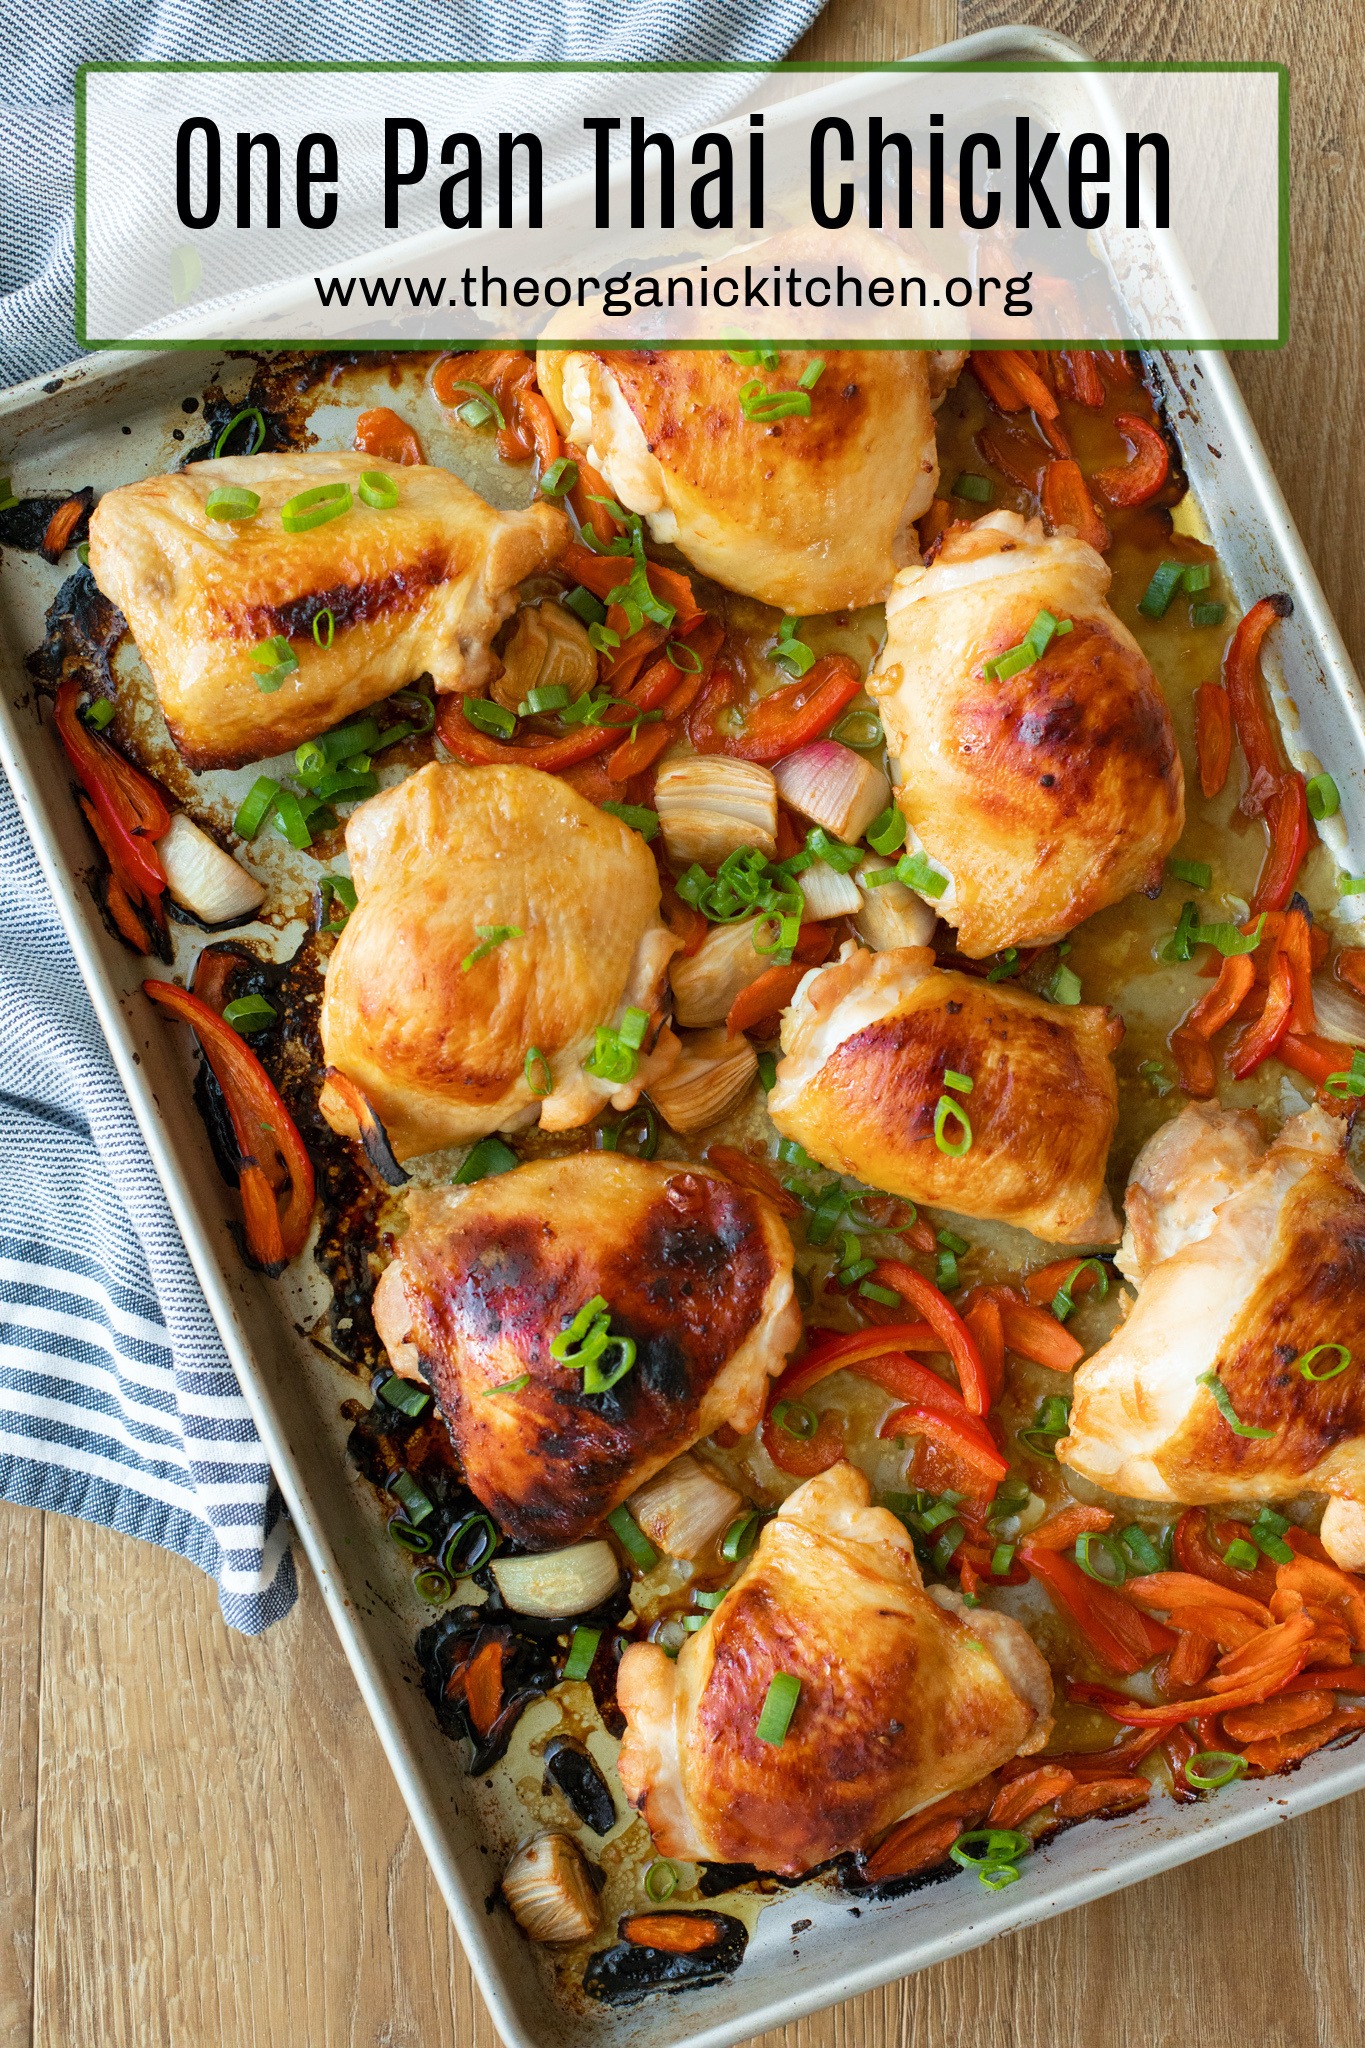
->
[1161,904,1266,961]
[1248,1506,1295,1565]
[601,800,659,841]
[76,541,90,566]
[942,1070,972,1095]
[1191,602,1227,628]
[797,357,825,391]
[1307,773,1341,822]
[831,709,883,749]
[807,826,862,873]
[1019,1394,1071,1459]
[982,610,1073,682]
[279,481,351,533]
[1342,875,1365,896]
[453,1136,519,1184]
[549,1296,636,1394]
[388,1518,432,1555]
[986,948,1021,983]
[757,1050,777,1091]
[860,1281,901,1307]
[1168,857,1212,888]
[773,616,816,677]
[460,922,522,972]
[1182,563,1212,592]
[805,1184,848,1246]
[1197,1370,1275,1439]
[586,1009,650,1084]
[205,485,260,522]
[664,639,703,672]
[866,806,907,856]
[0,477,18,511]
[644,1859,680,1902]
[952,473,993,503]
[221,994,276,1035]
[388,1471,434,1525]
[413,1566,454,1604]
[1047,963,1082,1005]
[213,407,266,459]
[519,684,570,717]
[81,698,115,732]
[562,1626,601,1682]
[482,1373,532,1398]
[950,1828,1030,1888]
[932,1519,966,1572]
[1324,1052,1365,1099]
[934,1095,973,1156]
[249,634,299,694]
[447,380,506,429]
[1137,560,1186,620]
[607,1504,658,1571]
[895,850,949,900]
[562,585,607,628]
[1050,1257,1109,1324]
[721,1512,761,1562]
[462,697,517,739]
[1118,1524,1166,1575]
[1075,1532,1128,1586]
[587,622,622,656]
[1185,1751,1248,1791]
[319,874,357,932]
[739,381,813,423]
[991,1542,1016,1575]
[378,1373,430,1418]
[524,1046,552,1097]
[755,1671,802,1745]
[358,470,399,511]
[1138,1058,1175,1094]
[234,776,281,840]
[1296,1342,1353,1380]
[772,1399,818,1440]
[442,1512,499,1574]
[539,456,578,497]
[270,788,319,850]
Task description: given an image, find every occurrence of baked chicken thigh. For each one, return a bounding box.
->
[88,452,566,769]
[319,763,679,1161]
[616,1461,1052,1875]
[372,1154,799,1548]
[536,348,955,613]
[768,944,1122,1242]
[867,511,1184,957]
[1060,1104,1365,1566]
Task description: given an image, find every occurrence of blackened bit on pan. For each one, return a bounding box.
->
[416,1608,557,1774]
[582,1913,748,2006]
[0,486,94,562]
[542,1737,616,1836]
[25,566,124,697]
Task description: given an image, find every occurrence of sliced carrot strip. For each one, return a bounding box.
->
[1052,1777,1150,1823]
[1040,458,1109,553]
[703,1145,802,1219]
[1222,1692,1336,1742]
[1194,681,1233,798]
[987,1766,1076,1830]
[1027,1503,1114,1552]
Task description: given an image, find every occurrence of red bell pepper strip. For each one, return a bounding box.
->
[1279,907,1316,1034]
[1056,350,1107,407]
[769,1330,952,1405]
[54,679,169,901]
[1040,459,1109,553]
[1251,771,1310,914]
[1021,1544,1176,1675]
[961,1283,1086,1371]
[1229,945,1294,1077]
[877,1402,1010,1485]
[1279,1032,1362,1091]
[687,655,863,764]
[864,1260,991,1415]
[143,980,315,1271]
[1091,414,1170,506]
[962,1295,1005,1404]
[1224,594,1293,798]
[1194,681,1233,799]
[1182,952,1257,1042]
[1066,1613,1316,1725]
[1173,1509,1281,1602]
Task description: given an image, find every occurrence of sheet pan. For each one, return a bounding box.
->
[1,25,1361,2048]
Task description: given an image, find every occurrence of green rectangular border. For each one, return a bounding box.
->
[74,59,1289,354]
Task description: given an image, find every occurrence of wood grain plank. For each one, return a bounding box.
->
[30,1516,500,2048]
[0,1502,43,2048]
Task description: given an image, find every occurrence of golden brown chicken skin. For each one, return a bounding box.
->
[536,348,950,613]
[868,510,1184,957]
[1062,1106,1365,1563]
[319,763,679,1161]
[372,1155,800,1549]
[88,452,566,769]
[616,1462,1052,1875]
[768,944,1122,1243]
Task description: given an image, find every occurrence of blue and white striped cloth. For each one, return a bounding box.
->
[0,0,827,1630]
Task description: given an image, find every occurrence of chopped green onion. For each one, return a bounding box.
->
[936,1248,959,1290]
[1050,1257,1109,1324]
[721,1512,761,1562]
[755,1671,802,1745]
[442,1512,499,1573]
[1118,1524,1167,1575]
[725,341,780,370]
[539,456,579,497]
[449,381,506,427]
[807,826,863,873]
[982,610,1072,681]
[270,789,318,850]
[934,1095,973,1157]
[453,1136,519,1184]
[1248,1507,1295,1565]
[1324,1052,1365,1099]
[234,776,281,840]
[249,633,299,694]
[1307,773,1341,822]
[950,1828,1030,1888]
[596,1100,659,1160]
[1019,1394,1071,1459]
[204,485,260,522]
[519,684,570,717]
[1197,1370,1275,1439]
[1342,875,1365,896]
[482,1373,532,1398]
[524,1046,552,1098]
[0,477,18,511]
[1075,1532,1128,1586]
[279,481,351,533]
[601,800,659,841]
[81,698,115,732]
[664,639,703,672]
[866,806,907,856]
[388,1471,434,1525]
[1138,1058,1175,1095]
[991,1542,1016,1575]
[378,1374,430,1418]
[388,1519,432,1556]
[1296,1342,1353,1380]
[980,1862,1022,1890]
[1168,857,1212,888]
[1191,602,1227,628]
[938,1229,969,1254]
[562,585,607,628]
[1047,963,1082,1005]
[987,948,1021,983]
[213,406,266,459]
[739,381,812,423]
[805,1184,848,1246]
[932,1520,966,1572]
[562,1626,600,1682]
[413,1566,454,1604]
[462,697,517,739]
[319,874,356,932]
[797,357,825,391]
[1137,560,1186,620]
[831,709,883,749]
[943,1069,972,1095]
[586,1022,638,1085]
[587,623,621,659]
[1185,1751,1248,1791]
[221,993,276,1035]
[607,1504,658,1571]
[859,1281,902,1307]
[312,608,335,649]
[772,1399,818,1440]
[757,1050,777,1091]
[952,472,993,503]
[1182,563,1212,592]
[895,850,949,901]
[1162,904,1266,961]
[644,1859,680,1902]
[76,541,90,566]
[773,616,816,677]
[460,922,522,973]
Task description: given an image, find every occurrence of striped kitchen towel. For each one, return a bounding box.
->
[0,0,828,1628]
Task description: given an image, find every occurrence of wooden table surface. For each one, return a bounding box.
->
[6,2,1364,2043]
